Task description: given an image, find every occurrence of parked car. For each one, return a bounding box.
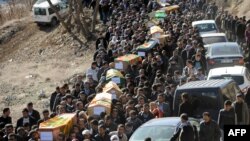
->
[173,79,241,120]
[192,20,218,35]
[200,33,228,50]
[206,42,244,70]
[129,117,200,141]
[32,0,68,26]
[207,66,250,91]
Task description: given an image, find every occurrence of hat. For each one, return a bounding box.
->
[65,94,73,99]
[82,129,91,135]
[79,91,85,95]
[98,120,104,125]
[110,135,119,141]
[125,74,132,79]
[236,93,243,97]
[28,130,38,137]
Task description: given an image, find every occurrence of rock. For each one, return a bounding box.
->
[25,75,33,79]
[45,78,51,82]
[38,49,43,55]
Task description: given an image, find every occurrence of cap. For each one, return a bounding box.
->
[236,93,243,97]
[82,129,91,135]
[125,74,132,78]
[65,94,73,99]
[110,135,119,141]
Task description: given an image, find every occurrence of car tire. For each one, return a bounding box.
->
[51,17,58,27]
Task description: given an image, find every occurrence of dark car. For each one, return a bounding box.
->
[206,42,244,70]
[173,79,241,120]
[129,117,200,141]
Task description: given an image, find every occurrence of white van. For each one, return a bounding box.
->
[192,20,219,35]
[32,0,68,26]
[207,66,250,91]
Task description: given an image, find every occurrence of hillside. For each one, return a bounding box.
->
[0,17,95,123]
[216,0,250,18]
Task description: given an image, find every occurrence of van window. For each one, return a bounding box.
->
[59,2,68,9]
[48,5,60,15]
[210,75,244,85]
[34,8,47,15]
[195,23,216,32]
[175,89,219,118]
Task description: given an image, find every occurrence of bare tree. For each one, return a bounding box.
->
[47,0,94,45]
[47,0,93,45]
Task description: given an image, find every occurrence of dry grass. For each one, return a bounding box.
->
[0,0,33,26]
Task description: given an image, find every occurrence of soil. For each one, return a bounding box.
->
[0,17,95,124]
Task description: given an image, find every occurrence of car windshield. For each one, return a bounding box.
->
[211,46,240,56]
[34,8,46,15]
[202,36,227,45]
[195,23,216,32]
[130,126,175,141]
[209,76,244,85]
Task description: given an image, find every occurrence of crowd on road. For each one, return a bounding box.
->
[1,0,250,141]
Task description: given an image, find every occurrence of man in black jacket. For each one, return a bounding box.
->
[27,102,40,123]
[95,124,110,141]
[236,18,246,45]
[218,100,237,129]
[178,93,193,117]
[138,104,154,123]
[16,108,36,133]
[0,108,12,129]
[170,113,195,141]
[231,16,238,41]
[49,86,60,112]
[218,100,236,141]
[199,112,220,141]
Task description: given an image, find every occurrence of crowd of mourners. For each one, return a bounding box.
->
[1,0,250,141]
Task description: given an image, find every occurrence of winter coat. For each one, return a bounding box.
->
[218,108,237,130]
[170,122,195,141]
[199,120,221,141]
[232,101,249,124]
[178,101,194,117]
[138,111,154,123]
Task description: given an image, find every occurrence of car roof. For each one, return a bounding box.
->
[140,117,198,127]
[192,20,216,26]
[208,42,239,48]
[201,33,226,37]
[33,0,61,8]
[209,66,246,76]
[177,79,233,90]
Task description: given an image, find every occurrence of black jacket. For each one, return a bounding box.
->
[50,91,58,112]
[236,23,246,38]
[170,122,195,141]
[94,133,110,141]
[0,116,12,129]
[199,120,221,141]
[138,112,154,123]
[29,109,41,123]
[178,101,194,117]
[16,116,36,133]
[218,108,236,129]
